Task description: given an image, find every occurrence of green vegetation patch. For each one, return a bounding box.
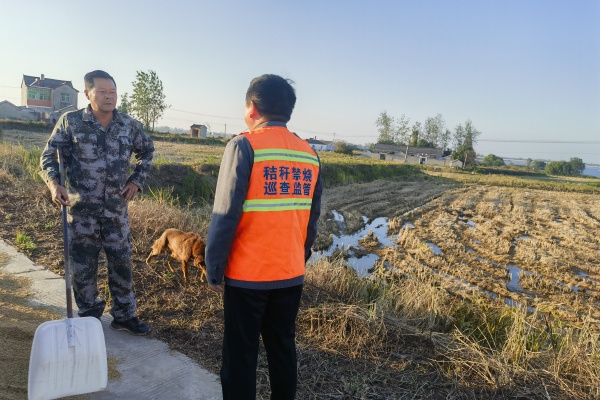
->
[0,119,52,133]
[149,131,229,146]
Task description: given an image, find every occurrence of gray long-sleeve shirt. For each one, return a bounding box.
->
[39,105,154,217]
[205,122,322,287]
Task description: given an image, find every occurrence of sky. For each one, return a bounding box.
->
[1,0,599,164]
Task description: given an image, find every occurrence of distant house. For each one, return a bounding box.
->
[447,157,463,169]
[306,138,334,152]
[190,124,207,138]
[2,74,80,123]
[367,143,459,167]
[0,100,37,121]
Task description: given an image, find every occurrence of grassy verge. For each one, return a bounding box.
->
[148,130,229,146]
[0,119,52,133]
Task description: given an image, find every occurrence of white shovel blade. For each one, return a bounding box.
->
[28,316,107,400]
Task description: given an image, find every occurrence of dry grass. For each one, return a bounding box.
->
[427,169,600,194]
[128,197,211,255]
[2,138,600,398]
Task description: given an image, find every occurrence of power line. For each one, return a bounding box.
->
[163,107,598,145]
[167,108,243,121]
[288,125,335,136]
[165,107,337,136]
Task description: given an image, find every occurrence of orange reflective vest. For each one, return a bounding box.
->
[225,126,320,286]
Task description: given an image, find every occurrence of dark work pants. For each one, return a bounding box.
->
[221,284,303,400]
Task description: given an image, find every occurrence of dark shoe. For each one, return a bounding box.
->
[110,317,150,336]
[79,310,103,320]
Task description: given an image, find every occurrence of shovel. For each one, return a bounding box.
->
[28,145,107,400]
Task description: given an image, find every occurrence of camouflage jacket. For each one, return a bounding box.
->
[39,105,154,217]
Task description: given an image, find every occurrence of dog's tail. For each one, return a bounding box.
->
[155,229,171,250]
[146,229,171,264]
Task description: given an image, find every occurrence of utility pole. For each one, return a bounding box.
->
[225,123,227,137]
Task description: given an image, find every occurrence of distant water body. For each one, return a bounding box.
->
[482,158,600,178]
[583,167,600,178]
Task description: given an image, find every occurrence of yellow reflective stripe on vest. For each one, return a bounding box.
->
[243,198,313,212]
[254,148,319,166]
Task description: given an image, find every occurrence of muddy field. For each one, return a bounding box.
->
[322,184,600,327]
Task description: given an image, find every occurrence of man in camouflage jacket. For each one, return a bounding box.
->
[39,70,154,335]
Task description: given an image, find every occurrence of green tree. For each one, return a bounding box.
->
[525,158,533,169]
[416,139,435,147]
[453,120,481,149]
[439,128,452,152]
[481,154,505,167]
[545,161,571,176]
[568,157,585,175]
[423,114,445,147]
[376,111,395,144]
[545,158,585,176]
[333,140,354,155]
[463,120,481,146]
[451,119,481,168]
[531,160,546,171]
[452,144,477,168]
[410,122,421,146]
[130,70,168,131]
[453,123,466,150]
[394,114,411,145]
[118,92,131,115]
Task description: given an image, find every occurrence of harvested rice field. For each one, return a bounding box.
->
[316,184,600,327]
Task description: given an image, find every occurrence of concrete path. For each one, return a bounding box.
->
[0,239,222,400]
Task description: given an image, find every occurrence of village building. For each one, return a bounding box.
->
[0,74,78,123]
[306,138,334,152]
[366,143,462,168]
[190,124,208,138]
[0,100,38,121]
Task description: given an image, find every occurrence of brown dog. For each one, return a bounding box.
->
[146,228,207,283]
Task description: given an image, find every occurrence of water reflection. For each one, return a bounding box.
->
[426,242,444,255]
[506,264,523,292]
[514,236,535,244]
[458,216,478,230]
[315,211,397,277]
[315,210,574,310]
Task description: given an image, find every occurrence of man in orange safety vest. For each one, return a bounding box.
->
[206,74,322,400]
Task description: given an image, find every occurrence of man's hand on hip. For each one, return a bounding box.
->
[121,182,139,202]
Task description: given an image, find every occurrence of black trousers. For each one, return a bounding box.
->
[221,284,303,400]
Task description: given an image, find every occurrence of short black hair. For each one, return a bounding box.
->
[245,74,296,122]
[84,70,116,91]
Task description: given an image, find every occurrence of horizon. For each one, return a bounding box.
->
[1,0,598,163]
[154,127,600,169]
